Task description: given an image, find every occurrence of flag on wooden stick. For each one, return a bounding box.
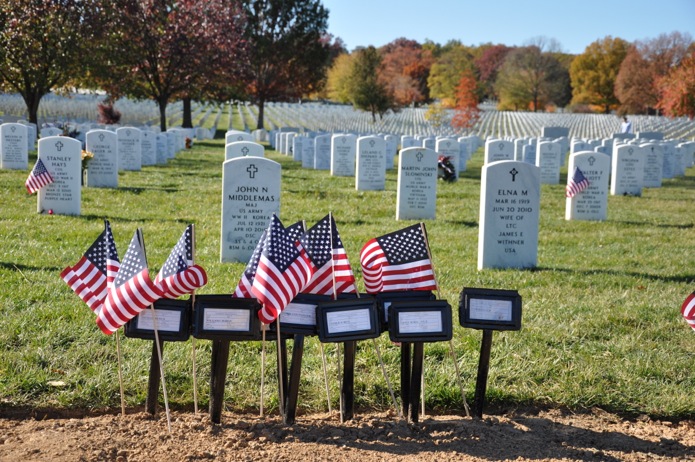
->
[25,158,54,194]
[251,215,314,324]
[96,229,163,335]
[155,225,207,298]
[566,166,590,198]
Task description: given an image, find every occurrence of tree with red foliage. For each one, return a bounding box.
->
[451,71,480,131]
[92,0,247,131]
[658,51,695,118]
[475,44,512,101]
[379,38,434,105]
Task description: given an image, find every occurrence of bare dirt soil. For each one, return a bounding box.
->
[1,407,694,461]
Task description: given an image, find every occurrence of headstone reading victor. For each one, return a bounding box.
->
[0,123,28,170]
[85,130,118,188]
[611,144,644,196]
[37,137,81,215]
[331,134,356,177]
[396,147,438,220]
[565,152,610,221]
[478,161,540,270]
[355,136,386,191]
[220,157,281,263]
[116,127,142,171]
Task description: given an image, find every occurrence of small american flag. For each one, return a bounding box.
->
[96,230,162,335]
[155,225,207,298]
[60,220,119,312]
[566,166,590,198]
[25,158,54,194]
[251,215,314,324]
[233,228,267,298]
[682,291,695,331]
[285,220,306,244]
[300,214,356,295]
[360,224,437,294]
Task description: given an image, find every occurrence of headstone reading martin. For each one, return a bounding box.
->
[396,147,438,220]
[220,157,280,263]
[37,136,81,215]
[478,161,540,270]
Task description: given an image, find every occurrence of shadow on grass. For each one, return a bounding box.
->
[74,214,193,224]
[531,266,695,284]
[0,261,63,272]
[611,220,693,229]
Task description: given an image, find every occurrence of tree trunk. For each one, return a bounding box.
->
[158,97,169,132]
[256,100,265,130]
[182,97,193,128]
[22,90,42,126]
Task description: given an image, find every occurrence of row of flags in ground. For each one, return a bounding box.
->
[62,215,437,333]
[61,221,207,335]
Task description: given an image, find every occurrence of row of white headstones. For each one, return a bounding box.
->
[0,121,215,216]
[220,128,694,270]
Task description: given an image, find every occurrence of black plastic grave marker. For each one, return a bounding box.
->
[284,334,304,424]
[459,288,522,418]
[145,337,164,415]
[209,339,230,424]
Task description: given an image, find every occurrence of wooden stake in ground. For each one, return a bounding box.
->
[115,330,126,416]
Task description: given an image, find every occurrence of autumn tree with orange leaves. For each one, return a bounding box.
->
[451,71,480,131]
[658,51,695,118]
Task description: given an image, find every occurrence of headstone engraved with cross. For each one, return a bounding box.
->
[536,140,562,184]
[478,161,540,270]
[313,134,331,170]
[331,134,357,177]
[220,157,281,263]
[155,133,168,165]
[484,139,514,164]
[225,130,253,145]
[116,127,142,171]
[355,135,386,191]
[436,138,461,179]
[85,130,118,188]
[384,134,398,170]
[642,143,663,188]
[140,130,156,166]
[37,136,81,215]
[660,142,677,179]
[396,147,438,220]
[0,123,28,170]
[225,141,264,160]
[610,144,644,196]
[566,151,610,221]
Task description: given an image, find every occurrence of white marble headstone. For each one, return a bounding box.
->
[220,157,281,263]
[478,161,540,270]
[435,138,460,179]
[156,133,168,164]
[225,141,265,160]
[314,134,331,170]
[536,141,561,184]
[484,139,514,164]
[331,134,356,177]
[565,152,610,221]
[1,123,28,169]
[140,131,156,166]
[37,137,81,215]
[396,147,438,220]
[355,136,386,191]
[116,127,142,171]
[85,130,118,188]
[611,144,644,196]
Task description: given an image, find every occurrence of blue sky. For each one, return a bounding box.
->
[320,0,695,54]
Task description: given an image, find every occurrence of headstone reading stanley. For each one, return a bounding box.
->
[85,130,118,188]
[478,161,540,270]
[37,136,81,215]
[220,157,280,263]
[396,147,438,220]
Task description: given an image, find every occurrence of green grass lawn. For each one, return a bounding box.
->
[1,137,694,418]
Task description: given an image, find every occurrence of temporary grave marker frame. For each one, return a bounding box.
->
[459,287,522,418]
[375,290,436,333]
[192,295,261,341]
[316,298,380,343]
[387,300,452,344]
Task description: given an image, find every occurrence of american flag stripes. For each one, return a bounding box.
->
[566,166,590,198]
[233,228,267,298]
[682,291,695,331]
[300,214,356,295]
[251,215,314,324]
[25,158,54,194]
[360,224,437,294]
[60,220,119,312]
[96,230,163,335]
[154,225,207,298]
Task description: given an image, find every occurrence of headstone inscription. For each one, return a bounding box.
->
[314,134,331,170]
[37,136,81,215]
[165,132,176,159]
[642,143,663,188]
[661,142,676,179]
[565,152,610,221]
[300,135,315,169]
[220,157,281,263]
[384,134,398,170]
[484,139,514,164]
[331,134,356,177]
[225,141,265,160]
[355,136,386,191]
[0,123,28,170]
[85,130,118,188]
[477,161,540,270]
[536,141,561,184]
[140,130,156,166]
[155,133,168,165]
[116,127,142,171]
[396,147,438,220]
[610,144,644,196]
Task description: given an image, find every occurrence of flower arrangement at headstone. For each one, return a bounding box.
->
[437,155,456,182]
[185,137,193,149]
[81,149,93,185]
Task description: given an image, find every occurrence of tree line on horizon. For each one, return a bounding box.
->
[0,0,693,133]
